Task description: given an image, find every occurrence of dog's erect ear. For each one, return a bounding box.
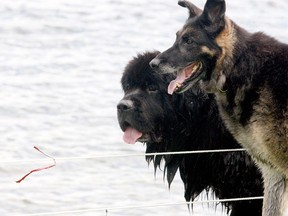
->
[178,0,202,18]
[202,0,226,33]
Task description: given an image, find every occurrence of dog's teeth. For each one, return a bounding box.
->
[192,64,197,73]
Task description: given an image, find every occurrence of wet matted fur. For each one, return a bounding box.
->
[149,1,288,215]
[117,51,263,216]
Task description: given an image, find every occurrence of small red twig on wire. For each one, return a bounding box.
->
[16,146,56,183]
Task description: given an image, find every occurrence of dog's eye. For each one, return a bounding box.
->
[147,86,158,93]
[183,36,193,45]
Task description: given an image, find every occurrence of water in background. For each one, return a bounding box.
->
[0,0,287,215]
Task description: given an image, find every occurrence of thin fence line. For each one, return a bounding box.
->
[18,196,263,216]
[2,148,245,164]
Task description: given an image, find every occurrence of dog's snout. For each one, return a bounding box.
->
[117,99,133,112]
[149,58,161,69]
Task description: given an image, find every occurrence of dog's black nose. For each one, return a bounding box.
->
[149,58,161,69]
[117,99,133,112]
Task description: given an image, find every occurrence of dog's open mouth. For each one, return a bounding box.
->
[168,61,202,94]
[123,127,162,144]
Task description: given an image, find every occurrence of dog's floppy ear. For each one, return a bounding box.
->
[202,0,226,33]
[178,0,202,18]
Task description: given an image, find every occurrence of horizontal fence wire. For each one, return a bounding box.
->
[7,147,259,216]
[2,148,246,164]
[18,196,264,216]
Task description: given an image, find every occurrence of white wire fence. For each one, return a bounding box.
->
[18,196,264,216]
[5,147,263,216]
[3,148,246,164]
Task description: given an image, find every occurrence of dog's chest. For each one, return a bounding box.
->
[215,87,288,176]
[215,92,260,153]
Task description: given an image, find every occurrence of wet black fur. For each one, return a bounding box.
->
[118,51,263,216]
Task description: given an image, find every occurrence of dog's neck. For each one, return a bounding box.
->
[204,19,255,94]
[200,18,236,93]
[215,18,237,71]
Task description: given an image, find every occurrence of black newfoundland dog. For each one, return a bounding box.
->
[117,51,263,216]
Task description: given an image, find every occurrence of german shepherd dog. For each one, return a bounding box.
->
[117,51,263,216]
[149,0,288,215]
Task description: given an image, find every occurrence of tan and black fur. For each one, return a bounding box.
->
[149,1,288,215]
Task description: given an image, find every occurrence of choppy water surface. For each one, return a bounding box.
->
[0,0,287,215]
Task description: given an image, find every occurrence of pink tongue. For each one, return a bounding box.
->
[123,127,143,144]
[167,70,186,95]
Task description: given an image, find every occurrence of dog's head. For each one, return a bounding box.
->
[150,0,234,94]
[117,51,176,144]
